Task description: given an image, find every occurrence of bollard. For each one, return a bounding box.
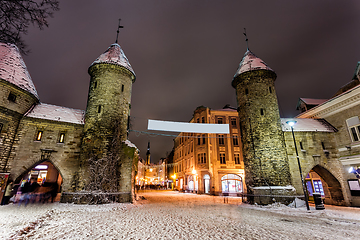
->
[313,193,325,210]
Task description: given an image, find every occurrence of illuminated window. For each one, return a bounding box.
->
[8,92,16,102]
[218,135,224,145]
[36,131,43,141]
[59,133,65,143]
[232,135,239,146]
[234,154,240,164]
[220,153,226,164]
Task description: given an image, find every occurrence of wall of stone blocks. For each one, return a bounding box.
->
[7,116,83,192]
[284,131,350,205]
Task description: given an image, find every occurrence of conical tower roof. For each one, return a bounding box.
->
[90,43,136,80]
[233,50,274,79]
[0,42,39,99]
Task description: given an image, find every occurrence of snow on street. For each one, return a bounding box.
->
[1,190,360,239]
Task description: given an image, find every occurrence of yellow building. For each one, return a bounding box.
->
[173,105,245,195]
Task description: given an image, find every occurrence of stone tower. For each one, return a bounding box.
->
[232,49,293,202]
[77,43,136,202]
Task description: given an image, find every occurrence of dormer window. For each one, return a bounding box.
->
[8,93,16,102]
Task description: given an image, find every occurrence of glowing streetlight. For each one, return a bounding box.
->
[192,169,197,175]
[286,120,310,211]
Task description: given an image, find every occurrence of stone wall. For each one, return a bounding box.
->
[7,116,83,192]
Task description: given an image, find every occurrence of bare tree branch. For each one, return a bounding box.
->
[0,0,59,54]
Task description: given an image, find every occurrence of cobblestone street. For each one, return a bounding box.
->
[1,191,360,239]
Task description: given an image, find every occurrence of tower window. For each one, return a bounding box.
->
[269,87,272,93]
[94,81,97,89]
[300,141,304,150]
[59,133,65,143]
[98,105,102,113]
[122,84,124,92]
[321,142,326,150]
[260,109,264,116]
[8,93,16,102]
[0,123,3,132]
[36,131,43,141]
[245,89,249,95]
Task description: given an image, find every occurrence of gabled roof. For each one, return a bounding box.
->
[25,103,85,125]
[296,98,328,110]
[90,43,136,79]
[233,50,274,78]
[281,118,337,132]
[0,43,39,99]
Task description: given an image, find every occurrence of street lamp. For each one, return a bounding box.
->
[287,120,310,211]
[172,174,176,190]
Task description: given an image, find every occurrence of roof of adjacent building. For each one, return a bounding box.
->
[90,43,135,79]
[0,42,39,99]
[234,50,274,78]
[281,118,337,132]
[25,103,85,125]
[296,98,328,110]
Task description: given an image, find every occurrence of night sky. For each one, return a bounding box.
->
[21,1,360,162]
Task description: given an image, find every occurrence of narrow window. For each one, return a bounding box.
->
[260,109,264,116]
[218,135,225,145]
[232,135,239,146]
[121,84,124,92]
[351,127,359,141]
[202,134,206,144]
[59,133,65,143]
[245,89,249,95]
[321,142,326,150]
[201,117,205,123]
[220,153,226,164]
[8,93,16,102]
[217,118,223,124]
[197,136,201,145]
[269,86,272,93]
[36,131,43,141]
[98,105,102,113]
[231,118,237,127]
[94,81,97,89]
[300,141,304,150]
[196,118,200,123]
[0,123,3,132]
[234,153,240,164]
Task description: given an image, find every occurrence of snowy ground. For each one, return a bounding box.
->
[1,190,360,239]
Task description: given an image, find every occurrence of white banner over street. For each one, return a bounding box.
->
[147,119,230,134]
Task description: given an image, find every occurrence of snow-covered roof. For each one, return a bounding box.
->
[234,50,274,78]
[25,103,85,125]
[90,43,135,79]
[0,43,39,99]
[281,118,336,132]
[123,140,139,152]
[298,98,328,106]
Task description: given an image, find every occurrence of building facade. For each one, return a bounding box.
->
[173,105,245,195]
[0,42,138,204]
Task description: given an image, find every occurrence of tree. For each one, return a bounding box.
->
[0,0,59,54]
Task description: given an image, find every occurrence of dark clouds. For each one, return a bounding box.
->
[21,1,360,162]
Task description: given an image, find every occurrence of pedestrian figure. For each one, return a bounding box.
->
[18,180,31,206]
[1,179,13,205]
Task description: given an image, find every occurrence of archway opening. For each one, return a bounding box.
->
[305,165,344,205]
[15,160,63,203]
[221,174,243,193]
[203,174,210,194]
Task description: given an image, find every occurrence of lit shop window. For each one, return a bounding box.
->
[36,131,43,141]
[59,133,65,143]
[346,116,360,142]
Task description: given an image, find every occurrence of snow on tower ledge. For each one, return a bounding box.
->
[233,50,274,78]
[0,42,39,99]
[90,43,136,80]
